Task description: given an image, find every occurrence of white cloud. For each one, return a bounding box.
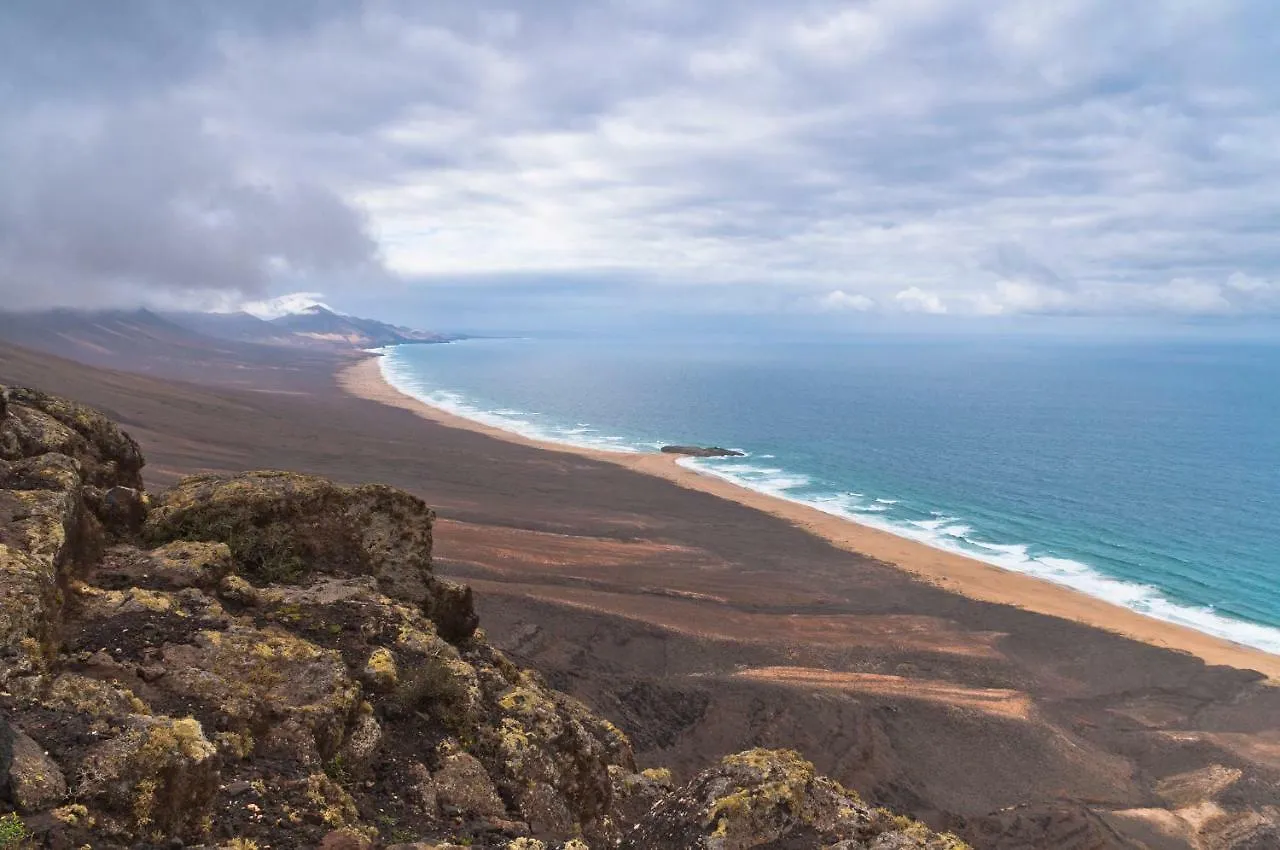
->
[1142,278,1233,315]
[972,280,1073,315]
[238,291,336,319]
[1225,272,1278,298]
[816,290,876,312]
[895,287,948,314]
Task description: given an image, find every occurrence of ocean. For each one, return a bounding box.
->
[377,332,1280,654]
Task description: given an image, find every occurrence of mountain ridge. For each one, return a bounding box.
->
[0,306,454,378]
[266,304,452,347]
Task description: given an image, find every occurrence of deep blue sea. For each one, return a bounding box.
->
[378,332,1280,654]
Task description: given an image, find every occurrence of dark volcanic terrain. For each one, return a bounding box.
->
[1,337,1278,849]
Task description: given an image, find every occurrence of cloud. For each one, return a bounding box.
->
[0,99,383,310]
[3,1,1280,320]
[1143,279,1233,314]
[815,290,876,312]
[237,291,336,319]
[895,287,947,315]
[0,4,383,311]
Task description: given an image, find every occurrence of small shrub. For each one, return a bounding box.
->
[222,839,260,850]
[0,813,29,850]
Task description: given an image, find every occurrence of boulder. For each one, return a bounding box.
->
[484,669,634,843]
[0,543,60,682]
[143,471,435,600]
[0,453,82,493]
[83,484,149,539]
[0,721,67,813]
[362,646,400,692]
[334,712,384,776]
[0,457,99,681]
[76,715,220,837]
[93,540,232,592]
[623,749,967,849]
[145,470,483,643]
[432,745,509,820]
[425,576,480,644]
[159,622,360,767]
[609,764,675,826]
[0,386,144,490]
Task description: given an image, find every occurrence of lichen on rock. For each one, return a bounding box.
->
[76,715,220,836]
[143,471,436,597]
[621,748,969,850]
[1,721,67,813]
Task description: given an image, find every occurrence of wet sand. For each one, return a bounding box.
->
[339,354,1280,681]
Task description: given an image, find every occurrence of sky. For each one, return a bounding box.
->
[2,0,1280,330]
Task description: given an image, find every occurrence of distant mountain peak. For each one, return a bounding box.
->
[266,304,448,347]
[239,292,340,320]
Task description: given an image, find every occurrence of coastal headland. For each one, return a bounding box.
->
[2,337,1278,848]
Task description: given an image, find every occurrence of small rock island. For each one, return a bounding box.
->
[659,445,746,458]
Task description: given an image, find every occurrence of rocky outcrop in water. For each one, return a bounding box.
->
[0,384,966,849]
[659,446,746,459]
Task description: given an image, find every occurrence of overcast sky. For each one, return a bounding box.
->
[3,1,1279,326]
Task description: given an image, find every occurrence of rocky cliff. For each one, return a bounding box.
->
[0,385,967,849]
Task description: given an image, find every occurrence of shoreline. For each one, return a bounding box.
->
[337,355,1280,681]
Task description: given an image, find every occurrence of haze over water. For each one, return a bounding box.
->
[380,332,1280,654]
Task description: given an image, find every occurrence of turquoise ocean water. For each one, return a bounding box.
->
[377,333,1280,654]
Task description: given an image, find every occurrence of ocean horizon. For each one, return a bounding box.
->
[376,332,1280,656]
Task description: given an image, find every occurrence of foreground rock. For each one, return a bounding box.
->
[660,446,746,458]
[0,384,964,848]
[623,749,967,849]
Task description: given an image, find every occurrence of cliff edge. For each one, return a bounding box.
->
[0,385,966,849]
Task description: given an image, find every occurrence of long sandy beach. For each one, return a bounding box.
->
[340,354,1280,680]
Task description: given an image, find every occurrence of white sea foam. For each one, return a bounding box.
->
[376,349,640,454]
[679,456,1280,656]
[376,347,1280,657]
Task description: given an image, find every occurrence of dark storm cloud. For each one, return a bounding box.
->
[0,104,379,309]
[0,0,379,309]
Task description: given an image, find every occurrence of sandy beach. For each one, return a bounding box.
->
[340,354,1280,680]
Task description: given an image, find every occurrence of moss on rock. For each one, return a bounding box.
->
[160,623,360,767]
[362,647,400,693]
[95,540,231,592]
[143,471,435,596]
[1,387,144,490]
[77,715,219,838]
[623,749,969,850]
[1,721,68,813]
